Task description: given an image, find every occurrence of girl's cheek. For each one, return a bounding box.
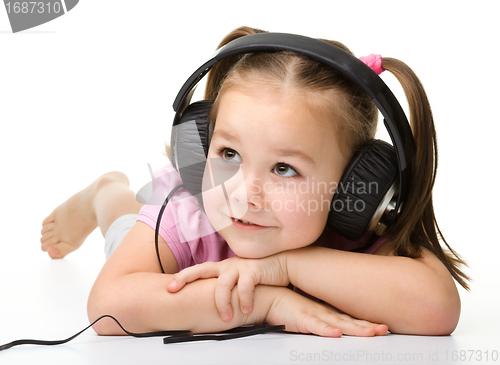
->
[201,188,228,230]
[267,192,306,218]
[284,192,331,220]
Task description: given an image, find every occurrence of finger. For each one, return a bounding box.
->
[327,315,379,337]
[348,317,388,335]
[237,274,257,314]
[335,313,388,336]
[215,267,239,321]
[167,262,220,292]
[374,324,389,336]
[300,316,342,338]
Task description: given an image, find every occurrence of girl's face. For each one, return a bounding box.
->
[201,85,347,258]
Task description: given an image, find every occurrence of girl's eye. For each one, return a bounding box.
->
[221,148,241,163]
[274,163,298,178]
[220,148,298,178]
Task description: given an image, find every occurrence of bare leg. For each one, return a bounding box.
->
[40,171,143,259]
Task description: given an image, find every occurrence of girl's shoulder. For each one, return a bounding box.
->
[137,161,235,271]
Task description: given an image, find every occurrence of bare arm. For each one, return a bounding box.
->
[87,221,387,337]
[87,221,274,335]
[284,244,461,335]
[88,272,276,335]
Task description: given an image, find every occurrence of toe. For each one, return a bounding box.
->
[41,230,54,244]
[41,236,59,251]
[48,242,76,259]
[42,211,56,226]
[48,246,62,259]
[41,223,55,235]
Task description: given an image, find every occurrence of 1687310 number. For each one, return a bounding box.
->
[5,2,62,14]
[445,350,499,362]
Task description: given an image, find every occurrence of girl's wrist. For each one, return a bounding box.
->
[283,245,324,287]
[241,285,283,326]
[276,251,290,286]
[280,247,304,287]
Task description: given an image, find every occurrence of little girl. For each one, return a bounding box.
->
[40,26,469,338]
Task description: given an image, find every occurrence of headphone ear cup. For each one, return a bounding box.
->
[327,139,398,241]
[170,100,213,198]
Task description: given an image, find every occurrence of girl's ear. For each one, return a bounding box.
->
[327,140,398,242]
[170,100,214,206]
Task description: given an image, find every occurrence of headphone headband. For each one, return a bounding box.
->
[172,32,415,218]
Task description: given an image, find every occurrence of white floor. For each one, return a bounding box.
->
[0,227,498,365]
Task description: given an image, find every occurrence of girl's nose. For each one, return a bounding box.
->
[203,157,241,188]
[202,158,266,212]
[227,168,266,210]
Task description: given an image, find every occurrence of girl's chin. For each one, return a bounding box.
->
[233,252,270,259]
[226,244,277,259]
[217,222,281,258]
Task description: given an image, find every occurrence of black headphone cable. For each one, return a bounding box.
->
[0,184,284,351]
[155,183,185,274]
[0,314,284,351]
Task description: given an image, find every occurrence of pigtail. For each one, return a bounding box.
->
[382,58,470,290]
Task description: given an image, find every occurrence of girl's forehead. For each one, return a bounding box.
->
[216,86,336,138]
[214,88,346,167]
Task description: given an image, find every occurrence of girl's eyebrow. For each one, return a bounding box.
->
[272,147,316,166]
[212,129,316,166]
[212,129,239,143]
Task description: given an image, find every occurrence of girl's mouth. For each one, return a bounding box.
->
[234,218,257,225]
[231,217,270,231]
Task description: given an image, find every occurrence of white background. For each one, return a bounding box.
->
[1,1,499,364]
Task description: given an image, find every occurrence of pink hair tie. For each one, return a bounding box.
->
[359,54,384,75]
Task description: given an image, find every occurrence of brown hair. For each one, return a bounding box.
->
[205,27,378,160]
[170,26,470,290]
[381,58,470,289]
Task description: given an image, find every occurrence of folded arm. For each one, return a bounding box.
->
[87,221,271,335]
[88,271,275,335]
[284,244,461,335]
[87,221,385,337]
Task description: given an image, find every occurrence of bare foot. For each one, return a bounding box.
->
[40,172,129,259]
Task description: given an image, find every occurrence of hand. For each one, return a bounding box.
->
[167,254,288,321]
[266,288,389,337]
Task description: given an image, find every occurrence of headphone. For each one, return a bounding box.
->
[5,33,422,352]
[169,32,415,244]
